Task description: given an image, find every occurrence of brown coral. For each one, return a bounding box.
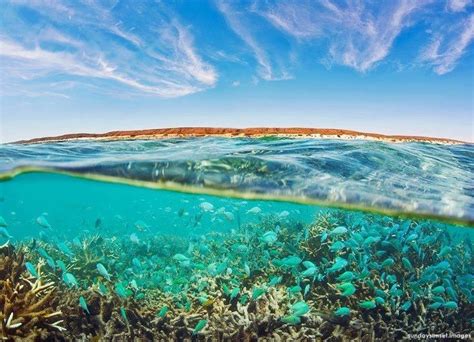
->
[0,245,64,341]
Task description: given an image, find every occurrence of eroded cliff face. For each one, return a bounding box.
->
[15,127,464,145]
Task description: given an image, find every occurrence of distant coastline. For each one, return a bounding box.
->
[14,127,467,145]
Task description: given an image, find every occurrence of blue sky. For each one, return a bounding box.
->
[1,0,473,142]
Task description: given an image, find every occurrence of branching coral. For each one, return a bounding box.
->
[0,245,64,340]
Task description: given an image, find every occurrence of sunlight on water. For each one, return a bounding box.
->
[0,171,472,340]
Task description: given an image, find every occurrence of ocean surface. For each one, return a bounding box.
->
[0,137,472,340]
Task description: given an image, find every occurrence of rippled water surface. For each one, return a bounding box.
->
[1,138,473,222]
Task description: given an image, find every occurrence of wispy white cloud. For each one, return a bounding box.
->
[1,0,217,97]
[256,0,431,73]
[421,14,474,75]
[447,0,472,12]
[216,0,292,81]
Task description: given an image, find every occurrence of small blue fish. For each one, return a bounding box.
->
[252,287,266,300]
[304,284,310,297]
[260,231,277,244]
[401,300,412,311]
[0,227,12,239]
[428,302,443,310]
[62,272,78,288]
[334,307,350,316]
[402,257,413,271]
[158,306,168,318]
[56,260,67,273]
[281,315,301,325]
[330,226,348,236]
[230,287,240,300]
[79,296,90,314]
[268,276,282,286]
[327,257,348,273]
[291,301,309,316]
[337,282,356,296]
[25,262,39,278]
[381,258,394,268]
[432,286,445,295]
[274,255,302,268]
[330,241,345,252]
[437,246,452,258]
[36,215,52,229]
[301,267,317,277]
[192,319,207,335]
[443,301,458,310]
[120,307,128,323]
[303,261,316,269]
[337,271,355,282]
[97,263,111,281]
[57,242,74,258]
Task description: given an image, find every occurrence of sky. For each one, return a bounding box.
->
[0,0,473,143]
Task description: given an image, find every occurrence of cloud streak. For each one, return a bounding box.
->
[255,0,431,72]
[216,0,292,81]
[421,14,474,75]
[1,1,217,97]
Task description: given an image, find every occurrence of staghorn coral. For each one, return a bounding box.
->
[0,244,64,341]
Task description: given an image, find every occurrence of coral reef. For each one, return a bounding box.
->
[0,244,64,341]
[1,208,473,341]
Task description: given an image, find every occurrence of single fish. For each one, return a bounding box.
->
[0,216,7,227]
[274,255,302,268]
[330,241,345,252]
[199,202,214,212]
[432,286,445,295]
[0,227,12,239]
[437,246,452,258]
[192,319,207,335]
[291,301,309,316]
[79,296,90,314]
[281,315,301,325]
[304,284,310,297]
[268,276,282,286]
[62,272,78,288]
[25,262,39,278]
[173,254,189,262]
[56,260,67,273]
[120,307,128,323]
[301,267,317,277]
[130,233,140,244]
[402,257,413,271]
[337,282,356,296]
[303,261,316,269]
[359,300,376,309]
[334,307,350,316]
[260,231,278,244]
[246,206,261,215]
[57,242,74,257]
[230,287,240,300]
[252,287,266,300]
[327,257,348,273]
[97,263,111,281]
[336,271,355,282]
[330,226,348,236]
[443,301,458,310]
[115,282,132,298]
[158,306,169,318]
[36,215,52,229]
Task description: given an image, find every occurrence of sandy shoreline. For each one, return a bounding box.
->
[14,127,467,144]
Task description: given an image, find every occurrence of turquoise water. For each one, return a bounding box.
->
[0,138,473,340]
